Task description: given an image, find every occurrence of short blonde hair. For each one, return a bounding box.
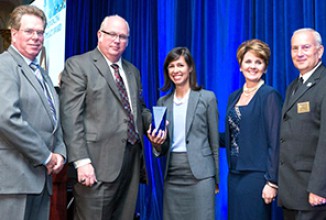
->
[236,39,271,70]
[8,5,47,30]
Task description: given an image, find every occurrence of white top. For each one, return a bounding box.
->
[171,90,190,152]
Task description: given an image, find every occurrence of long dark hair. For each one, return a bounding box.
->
[161,47,202,92]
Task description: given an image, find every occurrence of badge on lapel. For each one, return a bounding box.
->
[297,101,310,113]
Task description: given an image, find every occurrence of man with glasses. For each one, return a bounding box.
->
[60,15,165,220]
[279,28,326,219]
[0,5,66,220]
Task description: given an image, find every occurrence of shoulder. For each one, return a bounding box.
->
[228,88,242,101]
[0,51,13,65]
[196,89,217,102]
[121,58,139,73]
[198,89,215,97]
[259,84,282,98]
[66,48,98,64]
[257,85,283,108]
[158,92,173,105]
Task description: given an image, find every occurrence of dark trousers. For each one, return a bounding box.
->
[73,143,141,220]
[283,208,326,220]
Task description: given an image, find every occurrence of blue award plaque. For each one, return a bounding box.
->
[152,106,167,133]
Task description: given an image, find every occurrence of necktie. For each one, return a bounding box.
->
[111,64,139,144]
[30,63,57,125]
[292,77,303,96]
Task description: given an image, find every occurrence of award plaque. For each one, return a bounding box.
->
[151,106,167,133]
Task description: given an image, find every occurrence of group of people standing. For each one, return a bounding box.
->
[222,28,326,220]
[0,4,326,220]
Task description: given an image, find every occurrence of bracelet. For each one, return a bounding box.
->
[266,181,278,189]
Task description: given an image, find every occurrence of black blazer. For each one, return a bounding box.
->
[279,64,326,210]
[224,84,282,184]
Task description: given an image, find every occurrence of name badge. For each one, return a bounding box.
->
[297,101,310,113]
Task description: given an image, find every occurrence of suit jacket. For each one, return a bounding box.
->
[157,89,219,184]
[0,46,66,195]
[224,84,282,184]
[60,48,151,182]
[279,64,326,210]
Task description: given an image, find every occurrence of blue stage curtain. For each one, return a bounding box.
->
[65,0,326,219]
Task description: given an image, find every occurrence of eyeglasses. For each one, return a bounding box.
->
[20,29,44,37]
[101,30,129,42]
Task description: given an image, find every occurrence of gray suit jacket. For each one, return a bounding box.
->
[158,89,219,184]
[60,48,151,182]
[279,64,326,210]
[0,46,66,195]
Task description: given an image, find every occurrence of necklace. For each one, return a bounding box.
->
[173,89,190,105]
[243,80,264,97]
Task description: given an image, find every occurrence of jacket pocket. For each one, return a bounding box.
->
[201,147,212,156]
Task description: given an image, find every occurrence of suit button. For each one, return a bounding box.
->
[283,115,288,121]
[280,138,285,143]
[186,140,189,144]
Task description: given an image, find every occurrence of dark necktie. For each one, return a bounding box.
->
[111,64,139,144]
[30,63,57,125]
[292,77,303,96]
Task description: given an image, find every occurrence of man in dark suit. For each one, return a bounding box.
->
[0,5,66,220]
[60,15,165,220]
[279,28,326,219]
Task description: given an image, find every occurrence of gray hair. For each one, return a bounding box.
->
[292,28,322,46]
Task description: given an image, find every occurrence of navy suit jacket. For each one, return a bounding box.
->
[224,84,282,184]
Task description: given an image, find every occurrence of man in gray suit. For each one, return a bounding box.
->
[0,5,66,220]
[279,28,326,219]
[60,15,165,220]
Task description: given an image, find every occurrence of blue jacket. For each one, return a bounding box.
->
[224,84,282,183]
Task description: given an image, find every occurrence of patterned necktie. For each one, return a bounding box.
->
[111,64,139,144]
[30,63,57,125]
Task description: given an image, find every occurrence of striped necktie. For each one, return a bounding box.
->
[30,62,57,125]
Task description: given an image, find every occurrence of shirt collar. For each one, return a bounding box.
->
[11,45,37,65]
[97,46,122,68]
[301,62,322,83]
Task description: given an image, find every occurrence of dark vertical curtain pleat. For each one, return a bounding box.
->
[64,1,326,219]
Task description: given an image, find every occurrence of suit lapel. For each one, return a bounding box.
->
[284,65,323,113]
[164,94,174,143]
[185,90,199,137]
[92,49,121,101]
[8,46,57,129]
[41,68,60,130]
[122,60,138,118]
[227,90,242,112]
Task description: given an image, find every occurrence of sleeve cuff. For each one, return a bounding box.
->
[74,158,92,168]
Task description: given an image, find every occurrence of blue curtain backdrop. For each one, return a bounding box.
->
[65,0,326,219]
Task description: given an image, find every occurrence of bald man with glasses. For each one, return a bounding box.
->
[60,15,165,220]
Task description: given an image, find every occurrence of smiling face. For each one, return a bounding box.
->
[240,50,266,84]
[291,30,324,75]
[167,55,192,89]
[11,14,45,60]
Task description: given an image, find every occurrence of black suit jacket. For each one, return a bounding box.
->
[279,63,326,210]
